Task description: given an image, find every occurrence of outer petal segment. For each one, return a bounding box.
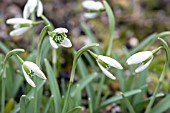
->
[97,61,116,80]
[23,61,46,80]
[49,37,58,49]
[53,28,68,33]
[126,51,153,65]
[10,27,31,36]
[60,37,72,48]
[98,55,123,69]
[22,66,36,87]
[37,1,43,17]
[135,57,153,73]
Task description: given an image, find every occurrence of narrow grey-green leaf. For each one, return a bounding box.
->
[71,72,97,97]
[100,89,141,108]
[67,106,83,113]
[150,95,170,113]
[121,92,135,113]
[44,59,61,113]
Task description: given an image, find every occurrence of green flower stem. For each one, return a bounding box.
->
[40,14,54,30]
[15,54,24,64]
[145,38,170,113]
[61,43,99,113]
[95,75,105,109]
[88,98,93,113]
[152,46,163,55]
[103,0,115,56]
[40,14,57,74]
[31,10,36,51]
[87,50,98,59]
[33,25,50,113]
[94,1,116,109]
[1,49,24,113]
[36,25,50,66]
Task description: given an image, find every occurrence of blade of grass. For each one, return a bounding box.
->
[129,33,157,55]
[99,89,141,109]
[88,98,93,113]
[134,93,164,113]
[67,106,83,113]
[77,57,95,110]
[80,21,100,54]
[43,96,54,113]
[145,38,170,113]
[103,0,115,56]
[44,59,61,113]
[121,92,136,113]
[70,72,97,97]
[150,95,170,113]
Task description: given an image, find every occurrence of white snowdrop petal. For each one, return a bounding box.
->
[27,0,37,13]
[10,27,31,36]
[6,18,32,24]
[24,61,40,71]
[53,28,68,33]
[83,12,98,19]
[97,62,116,80]
[49,37,58,48]
[23,4,30,19]
[98,55,123,69]
[13,24,20,29]
[37,1,43,17]
[34,70,46,80]
[22,66,36,87]
[82,0,104,10]
[24,61,46,79]
[60,37,72,48]
[126,51,153,65]
[135,57,153,73]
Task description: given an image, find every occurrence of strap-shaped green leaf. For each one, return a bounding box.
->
[44,59,62,113]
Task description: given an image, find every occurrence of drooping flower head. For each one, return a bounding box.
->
[88,50,123,80]
[48,28,72,48]
[23,0,43,19]
[22,61,46,87]
[82,0,104,12]
[6,18,33,36]
[82,0,105,19]
[126,51,153,73]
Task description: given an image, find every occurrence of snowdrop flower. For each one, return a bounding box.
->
[126,51,153,73]
[23,0,43,19]
[88,50,123,80]
[48,28,72,48]
[82,0,104,12]
[6,18,33,36]
[22,61,46,87]
[83,12,98,19]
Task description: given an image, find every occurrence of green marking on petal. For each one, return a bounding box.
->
[23,64,33,76]
[97,58,110,70]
